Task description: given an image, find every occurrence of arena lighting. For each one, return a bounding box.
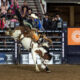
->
[77,2,80,4]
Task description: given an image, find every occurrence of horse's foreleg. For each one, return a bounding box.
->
[41,58,51,73]
[41,58,46,69]
[31,51,40,72]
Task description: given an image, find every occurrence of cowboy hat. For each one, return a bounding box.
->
[31,14,38,19]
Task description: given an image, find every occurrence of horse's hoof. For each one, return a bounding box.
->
[45,67,51,73]
[36,68,40,72]
[46,70,51,73]
[36,70,40,73]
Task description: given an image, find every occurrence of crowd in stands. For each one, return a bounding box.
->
[0,0,63,30]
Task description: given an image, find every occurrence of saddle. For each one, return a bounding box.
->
[19,26,40,42]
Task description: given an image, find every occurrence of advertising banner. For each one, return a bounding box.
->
[20,54,29,64]
[53,54,62,64]
[68,28,80,45]
[0,53,13,64]
[6,54,13,64]
[0,53,6,64]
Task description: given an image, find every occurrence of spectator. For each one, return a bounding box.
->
[42,13,52,30]
[56,13,63,29]
[10,15,18,22]
[0,16,7,29]
[51,16,58,30]
[1,2,8,16]
[27,8,33,23]
[6,8,13,20]
[28,8,32,16]
[10,1,19,15]
[8,0,12,6]
[2,0,10,7]
[11,0,19,5]
[1,0,8,4]
[14,8,24,25]
[21,0,29,20]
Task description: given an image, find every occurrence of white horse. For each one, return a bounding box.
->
[5,26,52,72]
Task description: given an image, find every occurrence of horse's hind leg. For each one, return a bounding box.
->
[32,51,40,72]
[41,59,51,73]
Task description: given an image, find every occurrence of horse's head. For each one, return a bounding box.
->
[42,35,53,45]
[41,42,49,48]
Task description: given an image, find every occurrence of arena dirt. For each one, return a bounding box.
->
[0,64,80,80]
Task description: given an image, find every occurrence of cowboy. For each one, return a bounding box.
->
[30,29,52,44]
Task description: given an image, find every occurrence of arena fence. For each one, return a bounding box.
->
[0,28,63,64]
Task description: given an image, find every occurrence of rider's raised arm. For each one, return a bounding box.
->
[43,35,53,44]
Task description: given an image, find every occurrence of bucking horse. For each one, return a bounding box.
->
[5,26,53,72]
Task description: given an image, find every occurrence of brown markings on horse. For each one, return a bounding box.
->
[35,50,52,60]
[15,26,31,35]
[14,26,37,42]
